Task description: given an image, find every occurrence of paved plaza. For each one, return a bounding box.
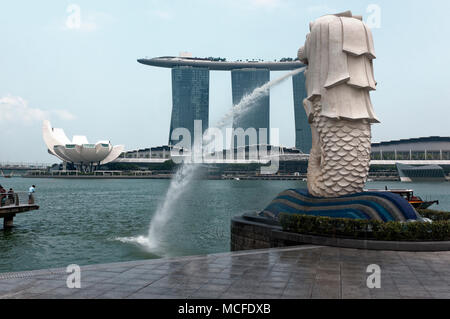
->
[0,245,449,299]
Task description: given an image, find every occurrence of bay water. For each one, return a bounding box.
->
[0,177,448,273]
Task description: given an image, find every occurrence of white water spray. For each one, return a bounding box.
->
[116,164,198,253]
[215,67,306,128]
[116,67,305,254]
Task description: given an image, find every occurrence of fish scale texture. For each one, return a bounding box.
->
[307,100,372,198]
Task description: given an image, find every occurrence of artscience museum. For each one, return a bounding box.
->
[42,120,124,171]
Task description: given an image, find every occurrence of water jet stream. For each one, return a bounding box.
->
[116,67,305,254]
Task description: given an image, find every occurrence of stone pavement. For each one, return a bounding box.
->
[0,245,449,299]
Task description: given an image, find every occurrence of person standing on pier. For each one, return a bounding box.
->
[28,185,36,204]
[0,185,6,207]
[8,188,15,205]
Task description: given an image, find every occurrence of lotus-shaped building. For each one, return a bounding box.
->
[43,120,124,170]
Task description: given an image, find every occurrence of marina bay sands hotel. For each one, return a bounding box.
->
[138,56,311,153]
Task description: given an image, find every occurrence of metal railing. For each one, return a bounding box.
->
[0,192,35,208]
[25,170,168,177]
[0,162,51,170]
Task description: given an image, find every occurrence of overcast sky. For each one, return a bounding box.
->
[0,0,449,163]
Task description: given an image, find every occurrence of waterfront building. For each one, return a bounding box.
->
[138,56,311,152]
[42,120,124,171]
[169,66,210,147]
[396,163,446,182]
[370,137,450,181]
[119,145,173,160]
[112,136,450,180]
[231,69,270,146]
[371,137,450,161]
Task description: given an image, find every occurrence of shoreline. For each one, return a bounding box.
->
[21,173,401,181]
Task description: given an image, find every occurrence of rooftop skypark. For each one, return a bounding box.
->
[137,56,304,71]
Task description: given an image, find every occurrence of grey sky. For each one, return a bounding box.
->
[0,0,449,162]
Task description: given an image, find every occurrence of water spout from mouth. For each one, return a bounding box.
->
[116,67,306,254]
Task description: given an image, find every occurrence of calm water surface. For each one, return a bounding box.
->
[1,178,449,273]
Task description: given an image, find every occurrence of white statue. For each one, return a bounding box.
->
[298,11,380,198]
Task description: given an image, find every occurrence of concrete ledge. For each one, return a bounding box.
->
[231,215,450,252]
[0,205,39,216]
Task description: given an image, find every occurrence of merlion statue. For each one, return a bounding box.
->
[259,11,422,222]
[298,11,380,198]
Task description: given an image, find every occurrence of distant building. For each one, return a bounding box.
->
[138,56,312,153]
[371,137,450,161]
[119,145,173,160]
[396,163,446,182]
[231,69,270,146]
[116,144,309,175]
[42,120,124,171]
[370,137,450,182]
[169,66,210,146]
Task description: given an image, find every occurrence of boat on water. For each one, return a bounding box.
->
[0,170,13,178]
[366,187,439,210]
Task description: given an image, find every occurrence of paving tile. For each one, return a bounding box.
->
[188,290,223,299]
[4,292,43,299]
[21,280,67,294]
[176,282,204,290]
[428,291,450,299]
[282,286,311,297]
[40,287,82,298]
[1,246,450,299]
[126,292,183,299]
[207,278,234,285]
[341,285,372,299]
[255,287,285,296]
[311,279,341,299]
[200,284,231,292]
[219,292,256,299]
[259,281,287,289]
[96,289,137,299]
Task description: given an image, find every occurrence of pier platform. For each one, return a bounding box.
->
[0,193,39,228]
[0,245,449,299]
